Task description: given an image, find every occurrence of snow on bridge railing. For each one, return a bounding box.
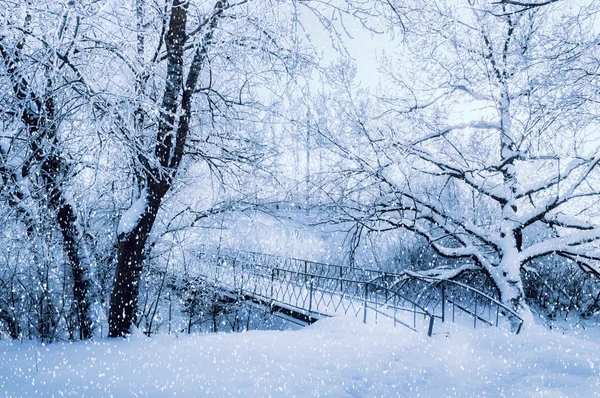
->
[193,245,523,335]
[194,248,436,335]
[390,272,524,334]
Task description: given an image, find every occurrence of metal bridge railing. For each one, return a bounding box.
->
[387,272,524,334]
[193,246,523,336]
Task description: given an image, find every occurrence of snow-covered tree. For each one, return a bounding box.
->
[0,1,96,340]
[75,0,322,337]
[322,0,600,325]
[0,0,358,339]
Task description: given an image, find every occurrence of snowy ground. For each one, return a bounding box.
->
[1,317,599,397]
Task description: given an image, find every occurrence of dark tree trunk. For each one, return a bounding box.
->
[108,192,162,337]
[108,0,226,337]
[36,97,94,340]
[55,199,93,340]
[0,42,94,340]
[108,0,190,339]
[0,308,20,340]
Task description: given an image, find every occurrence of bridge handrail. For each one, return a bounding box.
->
[400,271,524,323]
[195,245,522,334]
[198,250,435,320]
[269,266,435,319]
[196,248,437,334]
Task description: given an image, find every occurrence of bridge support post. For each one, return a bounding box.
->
[427,315,434,337]
[495,303,500,327]
[168,292,172,335]
[474,297,477,329]
[374,289,378,324]
[304,261,308,283]
[270,268,275,301]
[308,279,313,313]
[515,320,523,335]
[441,283,445,323]
[363,283,368,324]
[413,303,417,328]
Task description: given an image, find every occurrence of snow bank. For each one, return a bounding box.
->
[1,317,598,397]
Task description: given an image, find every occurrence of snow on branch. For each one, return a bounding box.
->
[404,264,481,280]
[402,194,502,250]
[543,213,595,230]
[410,122,501,146]
[517,153,600,227]
[521,229,600,263]
[380,206,497,270]
[557,252,600,278]
[410,146,508,204]
[118,189,148,238]
[515,156,593,199]
[492,0,560,7]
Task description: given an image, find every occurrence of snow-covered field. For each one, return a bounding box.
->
[1,317,598,397]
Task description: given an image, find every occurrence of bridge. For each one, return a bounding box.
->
[193,246,523,336]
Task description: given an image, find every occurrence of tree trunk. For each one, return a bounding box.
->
[37,96,94,340]
[494,90,532,328]
[0,308,20,340]
[489,257,533,329]
[0,43,94,340]
[108,190,162,337]
[108,0,190,338]
[55,200,93,340]
[108,0,224,337]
